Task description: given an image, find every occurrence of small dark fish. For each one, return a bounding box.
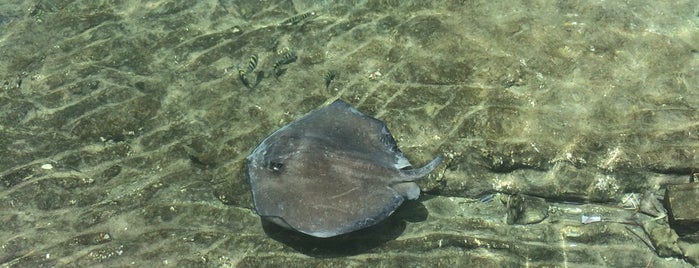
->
[238,68,251,88]
[247,54,259,72]
[324,70,336,89]
[279,11,315,26]
[238,54,259,88]
[273,51,297,79]
[480,193,495,203]
[273,51,297,69]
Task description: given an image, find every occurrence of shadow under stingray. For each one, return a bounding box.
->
[261,199,429,257]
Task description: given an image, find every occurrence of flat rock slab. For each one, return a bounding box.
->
[666,182,699,232]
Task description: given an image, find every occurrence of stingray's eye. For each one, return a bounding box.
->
[269,161,284,173]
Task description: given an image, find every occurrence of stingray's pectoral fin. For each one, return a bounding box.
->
[262,215,295,231]
[391,182,421,200]
[399,155,445,180]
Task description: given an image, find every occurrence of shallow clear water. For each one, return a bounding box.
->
[0,1,697,266]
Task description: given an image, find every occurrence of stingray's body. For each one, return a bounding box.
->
[247,99,444,238]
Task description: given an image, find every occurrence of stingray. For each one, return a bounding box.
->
[247,99,444,238]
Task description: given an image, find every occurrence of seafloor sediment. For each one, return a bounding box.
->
[0,1,697,266]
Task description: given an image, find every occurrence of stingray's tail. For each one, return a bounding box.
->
[400,155,445,180]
